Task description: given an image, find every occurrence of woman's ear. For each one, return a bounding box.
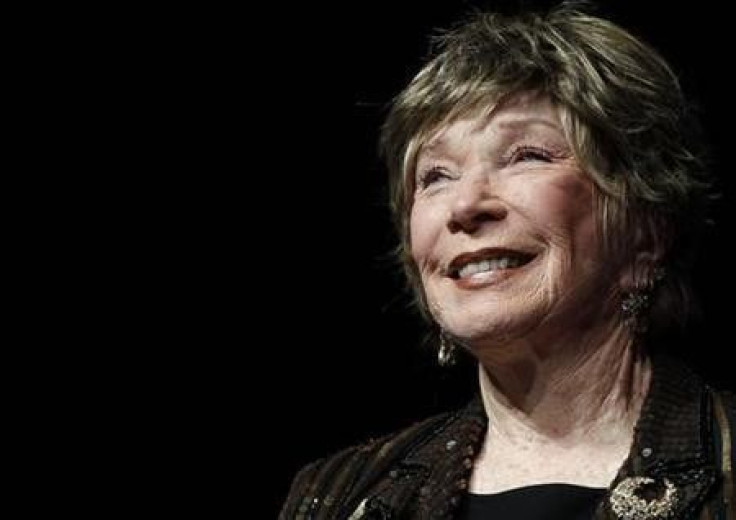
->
[620,243,666,291]
[635,250,663,284]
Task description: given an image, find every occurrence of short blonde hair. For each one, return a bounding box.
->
[380,3,714,338]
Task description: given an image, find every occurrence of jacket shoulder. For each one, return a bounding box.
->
[279,411,455,519]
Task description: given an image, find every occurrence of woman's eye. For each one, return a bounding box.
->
[418,167,449,189]
[510,146,553,163]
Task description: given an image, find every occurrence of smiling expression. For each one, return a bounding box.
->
[410,94,618,348]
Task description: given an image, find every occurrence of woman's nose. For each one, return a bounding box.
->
[447,176,507,234]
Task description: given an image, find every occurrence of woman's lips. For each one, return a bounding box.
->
[448,254,538,290]
[447,247,536,278]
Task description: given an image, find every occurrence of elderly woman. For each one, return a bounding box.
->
[281,4,734,519]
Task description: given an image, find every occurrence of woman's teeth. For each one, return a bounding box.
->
[457,256,526,278]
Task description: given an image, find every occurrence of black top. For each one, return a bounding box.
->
[458,484,606,520]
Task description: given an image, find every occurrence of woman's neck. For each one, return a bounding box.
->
[476,328,651,443]
[469,329,652,492]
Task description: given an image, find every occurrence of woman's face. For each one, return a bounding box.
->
[410,94,614,347]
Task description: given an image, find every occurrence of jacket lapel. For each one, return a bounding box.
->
[594,356,718,519]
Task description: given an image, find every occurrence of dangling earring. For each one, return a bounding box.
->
[438,330,456,367]
[621,290,650,319]
[621,267,666,333]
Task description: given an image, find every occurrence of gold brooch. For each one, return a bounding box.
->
[609,476,679,519]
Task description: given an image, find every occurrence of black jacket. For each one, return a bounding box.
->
[281,357,734,519]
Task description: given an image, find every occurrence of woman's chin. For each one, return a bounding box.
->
[444,320,519,346]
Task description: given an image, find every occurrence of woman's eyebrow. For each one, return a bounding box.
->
[419,136,457,159]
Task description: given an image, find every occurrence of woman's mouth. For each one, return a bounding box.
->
[446,248,537,287]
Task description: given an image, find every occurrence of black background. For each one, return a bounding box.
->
[28,1,734,516]
[215,1,735,516]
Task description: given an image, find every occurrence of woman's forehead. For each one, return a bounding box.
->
[420,96,565,153]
